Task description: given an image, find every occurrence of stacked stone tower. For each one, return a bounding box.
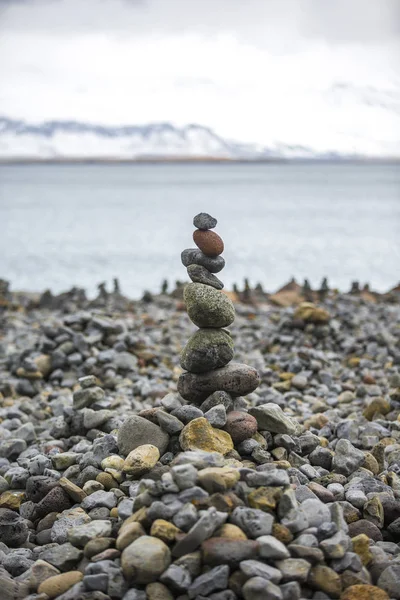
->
[177,213,261,448]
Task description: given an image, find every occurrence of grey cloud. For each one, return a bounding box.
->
[0,0,399,46]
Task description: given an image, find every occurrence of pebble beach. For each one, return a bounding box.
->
[1,213,400,600]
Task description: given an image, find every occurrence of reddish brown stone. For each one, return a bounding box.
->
[224,411,258,444]
[193,229,224,257]
[138,407,163,424]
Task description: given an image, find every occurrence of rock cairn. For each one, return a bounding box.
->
[178,212,261,454]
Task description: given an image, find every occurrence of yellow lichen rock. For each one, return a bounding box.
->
[294,302,330,324]
[179,418,233,455]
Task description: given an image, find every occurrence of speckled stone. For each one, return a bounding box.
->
[184,283,235,328]
[193,212,217,230]
[193,230,224,257]
[180,329,234,373]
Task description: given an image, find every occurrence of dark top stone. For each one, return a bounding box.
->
[193,213,217,230]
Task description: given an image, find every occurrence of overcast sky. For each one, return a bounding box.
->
[0,0,399,148]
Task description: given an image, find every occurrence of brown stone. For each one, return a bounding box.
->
[309,565,342,598]
[38,572,83,598]
[117,522,146,550]
[363,398,391,421]
[193,229,224,257]
[248,486,282,511]
[348,520,383,542]
[224,411,258,444]
[197,467,240,493]
[216,523,247,540]
[352,534,373,566]
[146,582,174,600]
[341,584,389,600]
[84,537,114,558]
[150,519,181,544]
[273,522,293,544]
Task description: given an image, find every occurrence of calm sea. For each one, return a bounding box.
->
[1,163,399,297]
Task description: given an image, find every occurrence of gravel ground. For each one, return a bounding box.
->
[0,286,400,600]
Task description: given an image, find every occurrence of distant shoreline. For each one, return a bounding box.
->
[1,157,399,165]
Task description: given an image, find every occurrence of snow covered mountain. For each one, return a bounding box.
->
[0,117,265,160]
[0,116,398,160]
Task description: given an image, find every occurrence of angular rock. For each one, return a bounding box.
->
[0,508,29,547]
[188,564,229,599]
[117,415,169,456]
[249,403,301,435]
[187,264,224,290]
[333,440,365,476]
[179,418,233,454]
[172,507,227,558]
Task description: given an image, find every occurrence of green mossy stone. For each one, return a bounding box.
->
[184,283,235,328]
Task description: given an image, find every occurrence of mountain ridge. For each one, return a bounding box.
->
[0,116,398,161]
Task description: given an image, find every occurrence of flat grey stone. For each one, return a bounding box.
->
[188,564,229,599]
[117,415,169,456]
[172,507,227,558]
[230,506,274,538]
[249,403,302,435]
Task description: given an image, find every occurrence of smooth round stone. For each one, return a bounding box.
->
[181,248,225,273]
[180,329,234,373]
[38,571,83,598]
[121,535,171,584]
[193,230,224,257]
[193,212,217,230]
[178,363,260,404]
[184,283,235,328]
[187,264,224,290]
[224,411,258,444]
